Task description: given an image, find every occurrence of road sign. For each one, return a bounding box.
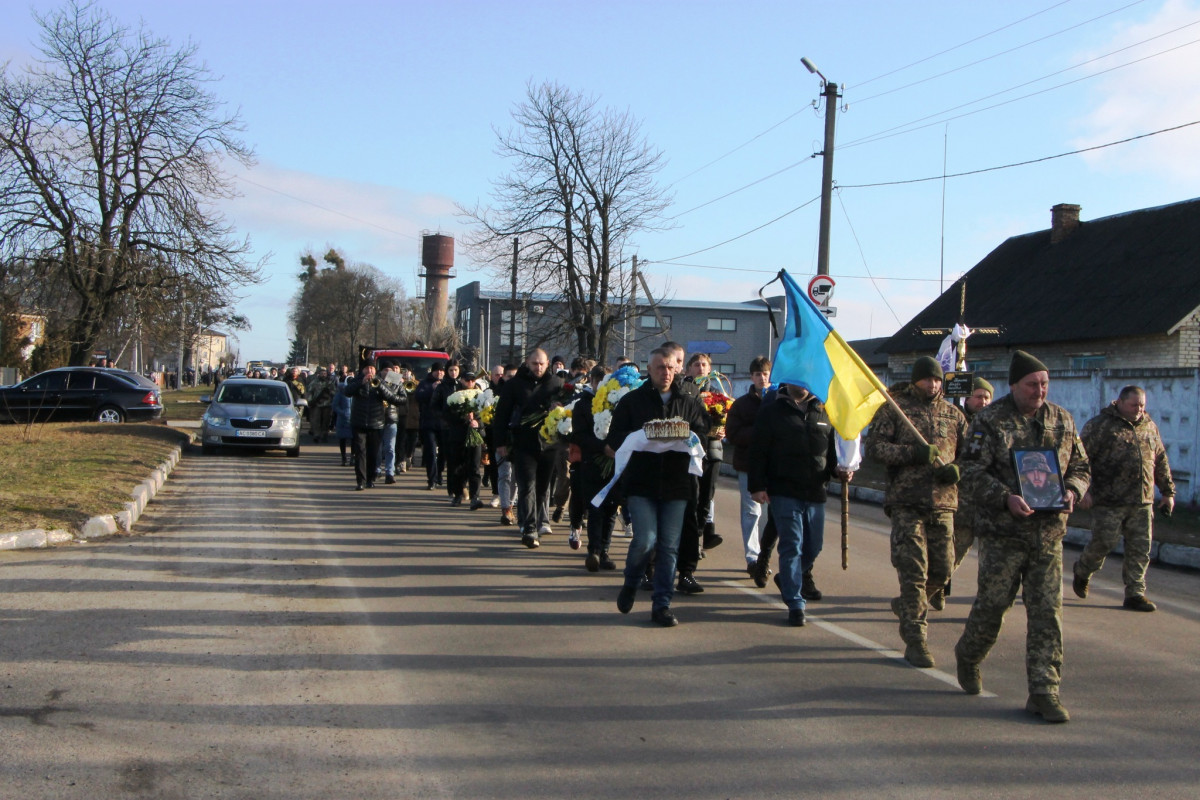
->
[819,306,837,318]
[808,275,836,307]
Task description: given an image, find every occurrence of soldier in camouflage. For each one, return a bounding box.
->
[865,356,967,669]
[954,351,1090,724]
[936,376,993,608]
[1073,385,1174,612]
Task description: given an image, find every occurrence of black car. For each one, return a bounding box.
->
[0,367,164,424]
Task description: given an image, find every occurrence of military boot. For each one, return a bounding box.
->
[800,570,822,601]
[904,640,935,668]
[1072,562,1089,598]
[955,649,982,695]
[1026,693,1070,723]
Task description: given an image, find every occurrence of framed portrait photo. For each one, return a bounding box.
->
[1012,447,1069,511]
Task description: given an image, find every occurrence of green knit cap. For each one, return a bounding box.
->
[971,376,994,395]
[1008,350,1047,385]
[911,356,943,382]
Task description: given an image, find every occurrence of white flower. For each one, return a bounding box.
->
[593,409,612,440]
[609,386,629,405]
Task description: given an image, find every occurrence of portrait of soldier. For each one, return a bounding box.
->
[1017,451,1064,509]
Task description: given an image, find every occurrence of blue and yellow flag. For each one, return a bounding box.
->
[770,270,888,439]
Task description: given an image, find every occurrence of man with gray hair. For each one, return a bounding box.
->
[1073,385,1174,612]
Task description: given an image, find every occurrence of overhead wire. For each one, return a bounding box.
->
[233,173,420,241]
[650,195,820,263]
[836,189,903,326]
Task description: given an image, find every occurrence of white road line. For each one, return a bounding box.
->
[1078,578,1200,616]
[725,581,998,698]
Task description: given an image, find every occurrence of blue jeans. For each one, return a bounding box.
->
[770,496,826,611]
[623,496,688,610]
[379,422,397,476]
[738,471,766,564]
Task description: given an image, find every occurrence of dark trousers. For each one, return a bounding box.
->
[402,428,419,464]
[513,447,555,533]
[352,428,381,487]
[420,428,442,486]
[697,457,720,527]
[448,443,482,500]
[676,475,702,575]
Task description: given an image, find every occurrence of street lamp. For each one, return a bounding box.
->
[803,57,840,277]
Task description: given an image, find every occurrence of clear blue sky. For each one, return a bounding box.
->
[5,0,1198,362]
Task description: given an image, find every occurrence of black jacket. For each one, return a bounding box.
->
[606,380,709,501]
[747,395,837,503]
[415,375,442,431]
[344,376,402,430]
[492,365,565,452]
[726,384,765,473]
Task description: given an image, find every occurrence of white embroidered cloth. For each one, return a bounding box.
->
[591,430,705,507]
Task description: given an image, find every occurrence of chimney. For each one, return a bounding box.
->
[1050,203,1081,244]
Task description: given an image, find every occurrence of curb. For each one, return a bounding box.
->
[831,481,1200,572]
[0,444,183,551]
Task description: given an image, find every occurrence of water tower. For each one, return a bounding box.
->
[420,233,455,341]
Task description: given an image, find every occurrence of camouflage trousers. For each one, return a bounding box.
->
[952,520,975,571]
[1075,504,1154,599]
[955,534,1064,695]
[889,507,954,645]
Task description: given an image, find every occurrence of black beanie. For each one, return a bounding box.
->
[971,376,994,395]
[911,356,943,382]
[1008,350,1048,385]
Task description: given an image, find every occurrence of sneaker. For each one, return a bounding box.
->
[449,496,462,507]
[702,521,723,550]
[490,495,501,508]
[904,641,935,668]
[599,552,616,571]
[552,505,565,523]
[568,529,582,550]
[538,523,553,536]
[651,607,679,627]
[956,650,982,695]
[398,462,407,473]
[521,532,540,549]
[1073,568,1089,599]
[385,474,396,484]
[500,507,514,526]
[788,608,807,627]
[1026,693,1070,723]
[800,570,822,602]
[617,584,637,614]
[676,574,704,595]
[1123,595,1157,612]
[470,497,484,510]
[585,552,601,572]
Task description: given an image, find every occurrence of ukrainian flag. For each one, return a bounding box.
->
[771,270,888,439]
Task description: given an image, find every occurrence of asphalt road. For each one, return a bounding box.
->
[3,444,1199,799]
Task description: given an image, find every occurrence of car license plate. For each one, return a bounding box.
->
[235,429,267,438]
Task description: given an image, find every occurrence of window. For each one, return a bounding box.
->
[711,363,735,375]
[639,314,670,330]
[458,306,472,335]
[707,318,737,332]
[499,309,526,347]
[1070,355,1106,370]
[966,360,992,372]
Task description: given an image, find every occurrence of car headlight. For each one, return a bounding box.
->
[277,417,297,430]
[203,412,228,426]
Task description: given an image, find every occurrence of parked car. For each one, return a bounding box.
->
[200,378,305,457]
[0,367,163,424]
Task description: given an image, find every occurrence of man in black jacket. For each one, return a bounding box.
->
[608,348,709,627]
[415,363,446,490]
[343,361,403,491]
[494,349,565,548]
[748,384,850,626]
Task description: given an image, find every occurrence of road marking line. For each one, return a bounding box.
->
[725,581,998,698]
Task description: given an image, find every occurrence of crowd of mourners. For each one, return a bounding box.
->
[264,342,1175,726]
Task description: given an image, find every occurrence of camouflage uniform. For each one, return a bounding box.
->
[952,406,983,571]
[865,384,967,646]
[954,394,1090,695]
[1074,403,1174,598]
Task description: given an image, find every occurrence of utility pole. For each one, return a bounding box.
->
[509,237,518,365]
[626,255,638,360]
[803,57,839,277]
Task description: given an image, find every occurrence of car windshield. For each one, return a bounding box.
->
[216,383,291,406]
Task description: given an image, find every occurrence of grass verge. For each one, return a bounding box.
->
[160,385,211,421]
[0,422,189,533]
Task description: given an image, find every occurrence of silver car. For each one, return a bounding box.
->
[200,378,306,457]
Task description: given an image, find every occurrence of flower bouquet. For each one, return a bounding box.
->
[700,390,733,440]
[539,400,576,447]
[447,388,485,447]
[591,364,644,440]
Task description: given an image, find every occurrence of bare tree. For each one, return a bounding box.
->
[0,1,262,365]
[459,82,671,360]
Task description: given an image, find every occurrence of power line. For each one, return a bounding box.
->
[651,195,821,263]
[667,157,814,219]
[836,189,903,326]
[839,118,1200,189]
[665,109,807,188]
[842,29,1200,150]
[853,0,1082,88]
[853,0,1148,103]
[652,259,947,282]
